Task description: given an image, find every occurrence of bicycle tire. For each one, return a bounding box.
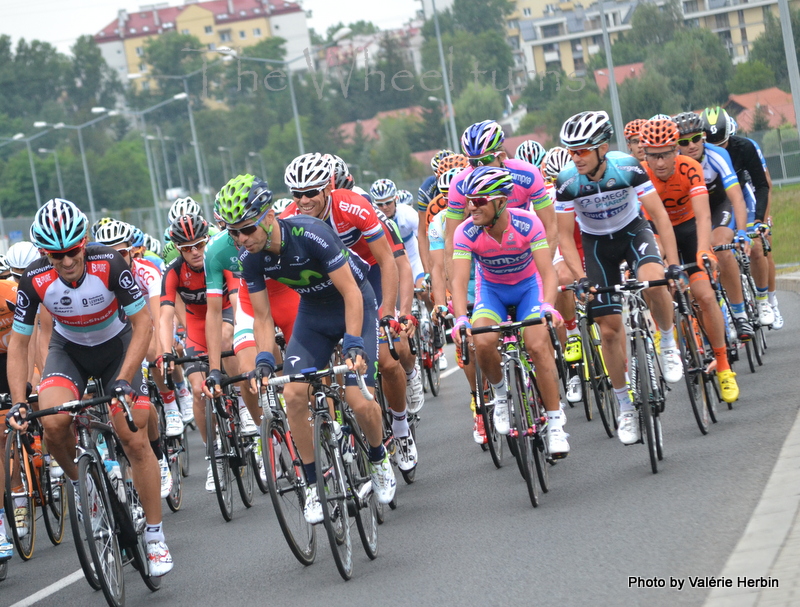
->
[586,331,616,438]
[232,408,256,508]
[79,455,125,607]
[314,419,353,580]
[704,372,719,423]
[67,470,101,590]
[207,400,234,522]
[253,435,269,495]
[509,361,538,507]
[0,557,6,581]
[753,325,764,366]
[179,426,190,478]
[349,427,378,560]
[526,368,549,494]
[426,350,441,397]
[635,336,658,474]
[678,315,710,435]
[42,464,67,545]
[4,431,36,561]
[476,366,503,468]
[166,438,182,513]
[263,418,316,566]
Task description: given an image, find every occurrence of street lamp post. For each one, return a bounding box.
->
[218,146,231,181]
[599,3,626,151]
[156,126,173,190]
[173,139,186,190]
[248,151,267,178]
[147,135,166,201]
[428,96,452,150]
[431,0,460,151]
[38,148,65,198]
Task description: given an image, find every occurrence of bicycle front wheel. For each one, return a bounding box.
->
[509,361,538,508]
[207,400,234,522]
[233,422,256,508]
[586,323,616,438]
[350,427,378,560]
[263,418,316,566]
[4,431,36,561]
[67,469,101,590]
[79,455,125,607]
[42,464,67,545]
[314,419,353,581]
[477,366,503,468]
[678,315,710,435]
[166,437,183,513]
[635,336,658,474]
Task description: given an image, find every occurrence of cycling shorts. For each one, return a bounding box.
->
[471,273,544,324]
[711,200,734,231]
[183,308,234,375]
[582,215,663,317]
[237,279,299,352]
[673,218,706,278]
[41,327,150,417]
[283,285,379,388]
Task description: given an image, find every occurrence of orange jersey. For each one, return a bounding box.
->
[643,156,707,226]
[0,279,18,354]
[426,193,448,228]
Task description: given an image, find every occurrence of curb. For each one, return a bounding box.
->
[776,273,800,295]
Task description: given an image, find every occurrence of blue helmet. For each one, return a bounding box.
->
[30,199,88,251]
[461,120,505,158]
[370,179,398,203]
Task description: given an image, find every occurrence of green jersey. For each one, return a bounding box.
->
[203,230,240,297]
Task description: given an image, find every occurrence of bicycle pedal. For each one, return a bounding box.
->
[550,452,568,460]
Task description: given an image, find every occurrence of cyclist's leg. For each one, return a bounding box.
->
[182,339,209,443]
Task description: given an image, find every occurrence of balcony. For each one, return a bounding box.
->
[544,50,561,62]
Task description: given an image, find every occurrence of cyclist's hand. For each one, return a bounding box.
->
[540,304,564,329]
[343,334,368,374]
[401,314,418,337]
[161,352,176,377]
[248,351,275,394]
[666,264,689,292]
[110,379,136,409]
[452,316,471,347]
[736,230,752,256]
[5,402,29,432]
[575,276,592,302]
[380,315,402,339]
[697,250,718,276]
[754,221,770,237]
[431,305,448,323]
[204,368,223,398]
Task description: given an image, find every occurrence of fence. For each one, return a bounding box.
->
[748,128,800,184]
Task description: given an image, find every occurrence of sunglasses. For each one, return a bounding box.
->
[114,247,132,257]
[291,188,322,199]
[677,134,704,147]
[46,240,85,261]
[374,199,395,207]
[567,146,600,158]
[468,151,500,167]
[227,224,260,238]
[644,148,676,161]
[467,195,504,208]
[176,239,208,252]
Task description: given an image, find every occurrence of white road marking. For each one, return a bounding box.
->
[8,569,84,607]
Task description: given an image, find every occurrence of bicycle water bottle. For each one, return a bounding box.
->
[104,459,126,503]
[96,434,109,461]
[341,424,354,464]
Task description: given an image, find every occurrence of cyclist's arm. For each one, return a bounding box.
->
[330,265,365,338]
[7,330,32,405]
[534,245,558,306]
[417,209,430,274]
[396,252,414,318]
[205,296,224,371]
[557,211,582,281]
[369,234,399,316]
[36,307,53,377]
[691,192,713,255]
[534,202,559,257]
[450,256,471,320]
[116,307,152,384]
[725,182,748,233]
[250,288,277,360]
[744,144,770,223]
[429,247,447,309]
[640,191,680,267]
[444,215,462,291]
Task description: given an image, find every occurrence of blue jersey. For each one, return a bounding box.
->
[555,151,654,236]
[417,175,438,214]
[239,215,370,303]
[696,143,741,208]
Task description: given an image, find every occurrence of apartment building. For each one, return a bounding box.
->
[94,0,311,90]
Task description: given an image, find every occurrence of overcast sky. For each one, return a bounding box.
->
[0,0,422,54]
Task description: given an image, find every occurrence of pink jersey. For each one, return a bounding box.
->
[453,208,548,284]
[446,158,551,221]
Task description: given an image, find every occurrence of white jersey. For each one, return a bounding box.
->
[131,257,163,309]
[391,203,424,280]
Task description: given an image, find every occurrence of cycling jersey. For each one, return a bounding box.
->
[724,135,770,222]
[131,257,163,306]
[240,215,370,303]
[447,158,551,221]
[0,279,18,354]
[143,251,165,272]
[387,204,423,280]
[555,151,655,236]
[14,245,145,346]
[425,193,448,228]
[453,208,548,285]
[643,155,707,226]
[417,174,438,214]
[161,256,232,317]
[693,143,739,208]
[550,181,584,264]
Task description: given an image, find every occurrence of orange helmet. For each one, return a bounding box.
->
[624,119,646,141]
[435,154,468,178]
[640,119,679,148]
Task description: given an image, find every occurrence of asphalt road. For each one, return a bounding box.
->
[2,291,799,607]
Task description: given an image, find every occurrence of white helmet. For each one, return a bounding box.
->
[94,219,134,246]
[542,147,573,181]
[6,242,40,277]
[168,197,201,224]
[560,111,613,149]
[284,153,332,192]
[272,198,293,215]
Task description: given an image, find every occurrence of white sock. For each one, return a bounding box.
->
[405,366,418,381]
[768,291,778,306]
[614,386,634,413]
[547,411,563,430]
[567,327,580,338]
[491,380,507,401]
[391,407,409,438]
[144,522,165,543]
[660,327,676,349]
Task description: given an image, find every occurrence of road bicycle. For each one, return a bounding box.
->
[409,287,442,396]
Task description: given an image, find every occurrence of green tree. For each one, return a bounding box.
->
[626,0,684,47]
[326,21,380,40]
[453,81,504,134]
[93,140,150,210]
[761,124,798,154]
[452,0,514,35]
[750,9,800,87]
[66,36,123,114]
[0,37,68,120]
[750,104,771,132]
[618,71,683,122]
[141,32,205,97]
[519,70,564,112]
[371,116,415,178]
[520,79,608,142]
[727,60,776,94]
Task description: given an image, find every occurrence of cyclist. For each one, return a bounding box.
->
[624,119,647,162]
[6,199,173,576]
[639,119,739,403]
[514,139,547,168]
[0,256,11,280]
[555,111,684,446]
[701,106,774,327]
[0,270,19,559]
[416,150,452,277]
[229,182,397,523]
[672,111,754,340]
[6,242,40,281]
[450,166,569,456]
[94,220,177,496]
[398,190,414,206]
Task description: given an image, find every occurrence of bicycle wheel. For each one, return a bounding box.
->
[263,418,316,566]
[426,347,442,397]
[476,366,503,468]
[4,432,36,560]
[314,419,353,581]
[509,361,538,507]
[234,436,256,509]
[0,557,6,581]
[635,337,658,474]
[206,400,234,522]
[253,435,269,495]
[179,426,190,478]
[350,429,378,560]
[42,464,67,545]
[166,437,182,513]
[704,371,719,423]
[677,315,710,435]
[67,471,101,589]
[525,369,549,494]
[78,455,125,607]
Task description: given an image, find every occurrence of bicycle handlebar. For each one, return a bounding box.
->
[22,389,138,433]
[380,317,400,361]
[470,314,547,336]
[267,365,374,401]
[592,278,670,294]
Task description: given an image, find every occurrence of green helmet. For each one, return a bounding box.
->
[215,174,273,225]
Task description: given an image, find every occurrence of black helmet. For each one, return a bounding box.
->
[700,106,733,145]
[169,214,209,245]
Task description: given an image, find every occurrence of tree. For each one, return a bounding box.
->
[750,104,771,133]
[66,36,123,114]
[452,0,514,36]
[520,79,608,142]
[646,29,733,111]
[326,21,380,41]
[750,9,800,87]
[371,116,415,178]
[618,71,683,122]
[0,36,69,120]
[141,32,205,98]
[626,0,684,47]
[727,60,776,95]
[93,140,150,210]
[453,82,504,134]
[519,70,564,112]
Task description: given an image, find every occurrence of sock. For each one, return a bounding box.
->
[713,346,730,372]
[547,411,563,430]
[660,327,676,349]
[368,444,385,464]
[730,302,746,317]
[160,391,179,413]
[491,380,507,401]
[624,371,630,386]
[303,462,317,485]
[144,522,165,543]
[391,407,409,438]
[150,440,164,461]
[405,366,418,381]
[614,386,634,413]
[755,286,768,301]
[0,508,5,530]
[565,317,578,332]
[768,291,777,306]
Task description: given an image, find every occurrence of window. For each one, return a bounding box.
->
[523,7,531,16]
[253,27,262,36]
[715,13,730,29]
[685,18,700,28]
[543,42,558,52]
[738,10,745,24]
[135,46,143,56]
[181,29,190,35]
[541,23,561,38]
[683,0,698,13]
[220,31,232,42]
[204,25,213,34]
[239,30,246,39]
[508,19,518,29]
[143,26,149,32]
[208,42,216,50]
[741,27,748,42]
[139,62,148,72]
